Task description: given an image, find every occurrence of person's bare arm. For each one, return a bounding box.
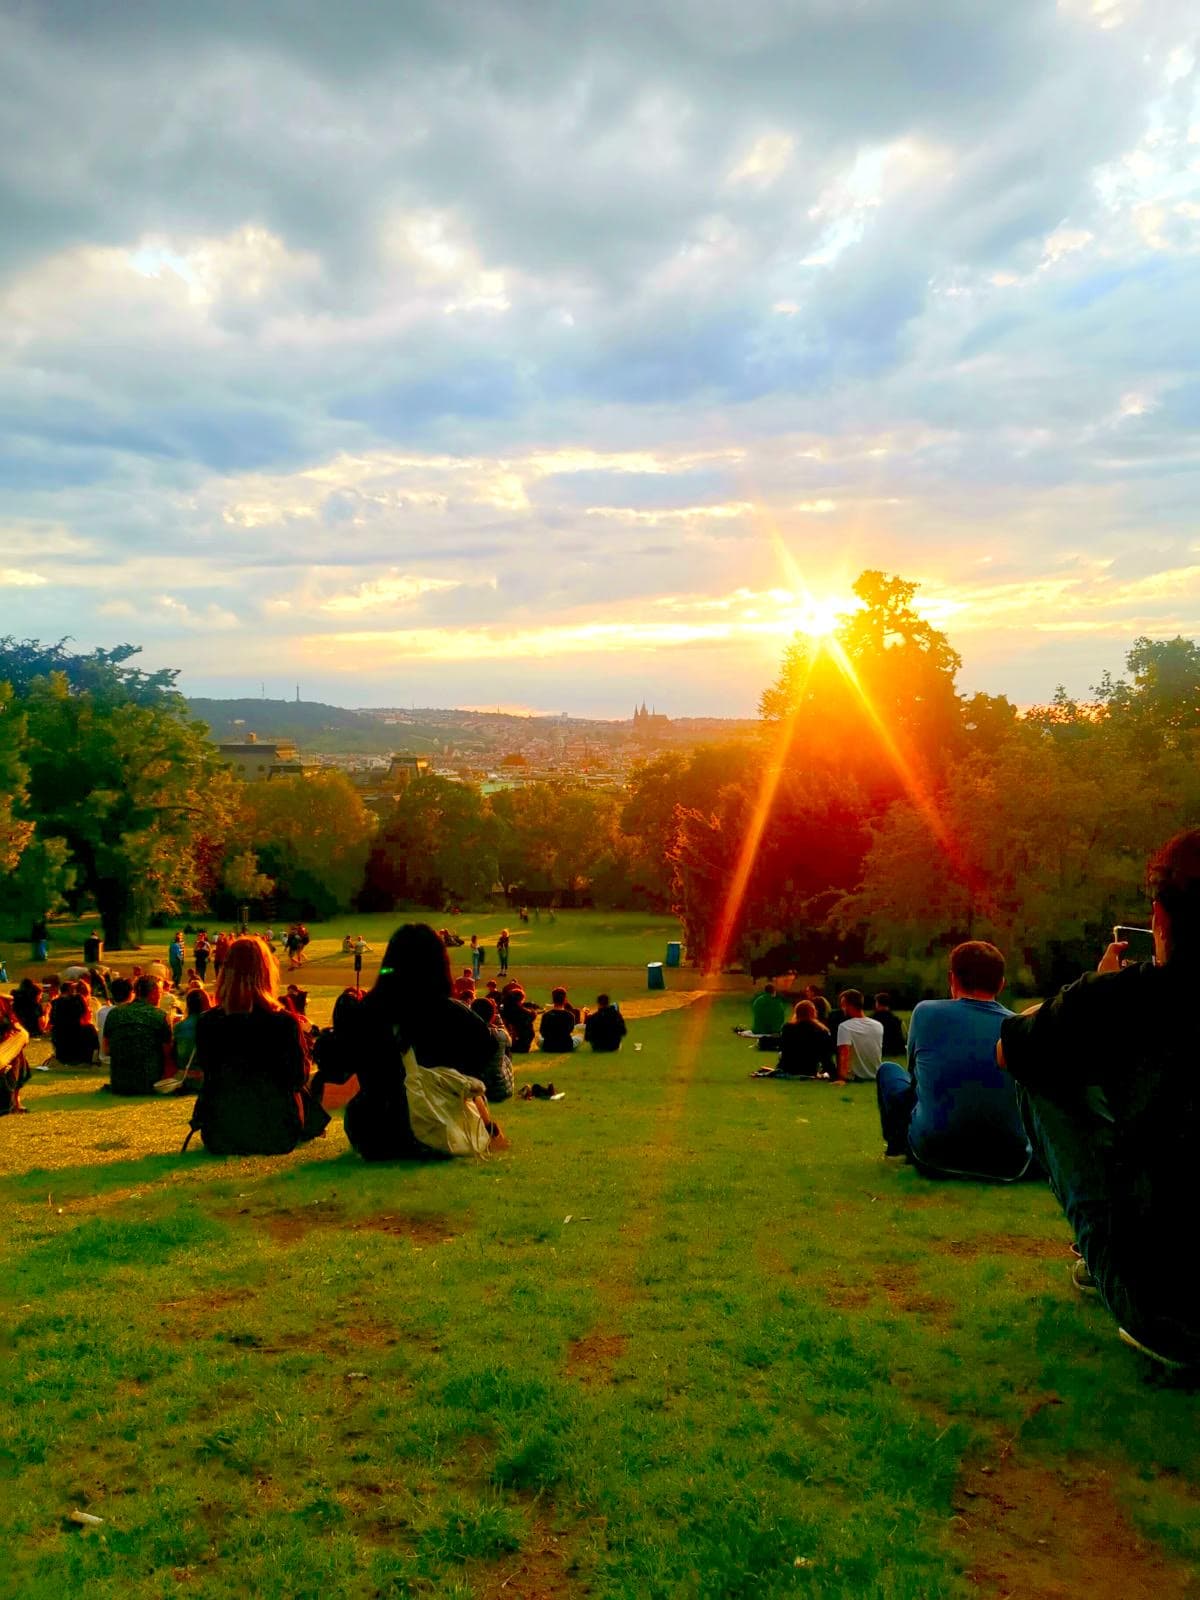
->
[836,1043,851,1082]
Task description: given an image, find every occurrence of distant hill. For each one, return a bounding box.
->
[187,698,420,754]
[187,697,757,757]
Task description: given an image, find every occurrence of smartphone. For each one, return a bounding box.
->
[1113,925,1155,964]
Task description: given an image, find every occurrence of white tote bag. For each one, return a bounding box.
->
[403,1054,492,1158]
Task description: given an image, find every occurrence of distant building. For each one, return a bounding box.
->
[632,701,670,739]
[383,753,429,788]
[216,733,305,782]
[353,752,430,813]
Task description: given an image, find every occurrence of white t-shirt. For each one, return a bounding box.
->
[836,1016,884,1081]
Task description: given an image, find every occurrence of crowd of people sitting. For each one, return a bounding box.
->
[1,922,630,1164]
[4,825,1199,1373]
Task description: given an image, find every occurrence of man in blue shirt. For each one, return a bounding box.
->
[876,941,1031,1181]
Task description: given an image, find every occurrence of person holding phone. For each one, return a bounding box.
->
[997,829,1200,1372]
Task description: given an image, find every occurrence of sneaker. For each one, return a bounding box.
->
[153,1075,182,1095]
[1118,1327,1195,1373]
[1071,1258,1099,1296]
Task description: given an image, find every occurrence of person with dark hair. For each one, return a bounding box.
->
[876,942,1029,1179]
[50,978,100,1066]
[187,937,322,1152]
[499,983,537,1054]
[765,999,836,1079]
[804,986,831,1027]
[105,974,174,1094]
[309,987,365,1106]
[470,996,514,1101]
[538,987,579,1052]
[341,923,499,1160]
[835,990,883,1082]
[173,986,213,1080]
[497,928,510,976]
[998,831,1200,1371]
[583,994,627,1053]
[870,993,907,1058]
[12,978,47,1040]
[96,975,133,1059]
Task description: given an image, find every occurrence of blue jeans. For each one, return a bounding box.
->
[876,1060,916,1155]
[1016,1081,1199,1364]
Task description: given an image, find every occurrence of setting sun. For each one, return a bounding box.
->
[785,591,849,639]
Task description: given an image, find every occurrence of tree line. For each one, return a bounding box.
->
[6,591,1199,977]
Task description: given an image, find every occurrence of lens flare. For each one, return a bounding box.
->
[698,516,977,975]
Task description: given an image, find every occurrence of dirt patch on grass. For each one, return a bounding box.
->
[936,1234,1066,1262]
[951,1455,1198,1599]
[219,1199,460,1246]
[818,1262,952,1321]
[566,1331,628,1386]
[160,1288,258,1316]
[473,1517,588,1598]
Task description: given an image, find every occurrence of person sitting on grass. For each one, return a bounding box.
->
[173,986,213,1085]
[834,990,883,1082]
[186,937,326,1154]
[754,999,836,1079]
[50,977,100,1066]
[105,974,174,1095]
[870,992,907,1058]
[96,975,132,1060]
[0,995,31,1115]
[470,996,514,1102]
[583,994,627,1053]
[308,987,365,1107]
[12,978,47,1040]
[998,830,1200,1372]
[340,923,501,1160]
[876,942,1030,1180]
[750,983,788,1049]
[538,988,579,1052]
[500,983,537,1055]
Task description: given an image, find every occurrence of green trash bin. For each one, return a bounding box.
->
[647,961,666,991]
[665,940,681,968]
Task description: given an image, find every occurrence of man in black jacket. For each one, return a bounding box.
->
[999,829,1200,1371]
[583,994,627,1053]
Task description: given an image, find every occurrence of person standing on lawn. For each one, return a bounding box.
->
[497,929,510,976]
[998,830,1200,1372]
[168,932,185,989]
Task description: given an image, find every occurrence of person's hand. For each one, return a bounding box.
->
[1098,941,1127,974]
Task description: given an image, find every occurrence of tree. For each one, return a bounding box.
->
[760,569,964,803]
[491,782,623,897]
[5,642,240,948]
[221,848,276,906]
[371,776,497,905]
[239,771,374,914]
[0,681,33,874]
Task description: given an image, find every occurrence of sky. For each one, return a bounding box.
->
[2,0,1198,717]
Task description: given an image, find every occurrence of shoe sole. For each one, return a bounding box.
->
[1118,1327,1195,1372]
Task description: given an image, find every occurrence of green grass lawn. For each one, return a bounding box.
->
[3,911,685,987]
[2,993,1198,1598]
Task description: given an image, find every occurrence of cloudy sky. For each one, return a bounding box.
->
[2,0,1198,715]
